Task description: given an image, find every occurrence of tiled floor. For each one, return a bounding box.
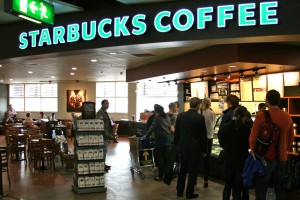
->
[0,135,299,200]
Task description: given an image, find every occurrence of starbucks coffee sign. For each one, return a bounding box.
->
[18,1,278,50]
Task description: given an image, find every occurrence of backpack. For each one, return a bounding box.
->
[254,110,280,161]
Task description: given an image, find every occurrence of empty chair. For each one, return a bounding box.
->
[37,139,56,170]
[10,134,27,162]
[0,146,11,190]
[27,134,43,165]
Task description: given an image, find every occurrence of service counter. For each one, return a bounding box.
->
[117,120,147,136]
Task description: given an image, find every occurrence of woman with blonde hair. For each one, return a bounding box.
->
[199,97,216,188]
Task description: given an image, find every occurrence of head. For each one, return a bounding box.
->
[201,97,212,110]
[154,104,166,118]
[168,102,177,113]
[225,94,239,109]
[189,97,201,110]
[258,103,266,112]
[71,112,78,119]
[8,104,12,109]
[4,112,9,118]
[233,106,248,128]
[265,89,281,107]
[26,112,31,117]
[101,99,109,110]
[40,112,44,116]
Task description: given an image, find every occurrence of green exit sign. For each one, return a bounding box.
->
[5,0,54,25]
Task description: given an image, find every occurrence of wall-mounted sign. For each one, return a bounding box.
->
[17,1,278,49]
[5,0,54,25]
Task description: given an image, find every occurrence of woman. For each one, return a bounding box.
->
[146,104,171,180]
[220,106,251,200]
[23,112,37,128]
[199,97,216,188]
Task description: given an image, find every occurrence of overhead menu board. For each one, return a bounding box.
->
[240,77,253,101]
[253,75,267,101]
[216,82,229,96]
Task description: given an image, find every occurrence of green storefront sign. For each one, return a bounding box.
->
[5,0,54,25]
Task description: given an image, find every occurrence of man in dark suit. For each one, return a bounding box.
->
[174,97,207,199]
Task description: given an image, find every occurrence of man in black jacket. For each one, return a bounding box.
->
[174,97,207,199]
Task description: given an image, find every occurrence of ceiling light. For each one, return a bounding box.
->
[0,65,2,67]
[213,76,217,81]
[91,59,97,62]
[70,72,75,75]
[10,79,13,81]
[226,73,230,79]
[109,52,117,55]
[72,67,77,70]
[255,70,259,76]
[51,76,55,79]
[28,71,33,74]
[229,65,237,68]
[0,80,3,82]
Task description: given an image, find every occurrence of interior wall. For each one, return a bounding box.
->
[0,84,8,120]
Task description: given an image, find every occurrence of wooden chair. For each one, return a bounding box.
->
[27,134,43,164]
[0,146,11,190]
[10,134,27,162]
[37,139,56,170]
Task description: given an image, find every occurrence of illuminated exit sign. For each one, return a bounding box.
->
[5,0,54,25]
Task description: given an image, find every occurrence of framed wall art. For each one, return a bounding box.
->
[67,90,86,112]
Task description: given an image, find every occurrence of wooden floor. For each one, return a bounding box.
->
[0,135,298,200]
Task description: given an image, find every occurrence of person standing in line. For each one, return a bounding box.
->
[219,106,251,200]
[146,104,171,181]
[249,90,294,200]
[199,97,216,188]
[96,99,114,171]
[7,104,17,118]
[174,101,180,114]
[257,102,266,114]
[174,97,207,199]
[217,94,240,199]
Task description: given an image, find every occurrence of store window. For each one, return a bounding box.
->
[9,84,58,112]
[96,82,128,113]
[136,82,178,113]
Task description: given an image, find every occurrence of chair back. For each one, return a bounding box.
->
[39,139,55,154]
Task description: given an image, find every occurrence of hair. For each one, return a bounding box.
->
[101,99,108,105]
[233,106,248,128]
[168,102,176,110]
[26,112,31,117]
[189,97,201,109]
[266,89,281,106]
[154,104,166,118]
[258,103,266,110]
[201,97,211,109]
[225,94,239,107]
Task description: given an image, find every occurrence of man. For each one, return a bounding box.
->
[217,94,241,199]
[174,97,207,199]
[249,90,294,200]
[7,104,17,118]
[96,99,114,171]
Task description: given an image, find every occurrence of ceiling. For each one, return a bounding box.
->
[0,0,300,85]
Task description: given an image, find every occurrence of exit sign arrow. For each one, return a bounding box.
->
[29,1,38,14]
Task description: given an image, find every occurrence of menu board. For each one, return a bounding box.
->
[240,77,253,101]
[252,75,267,101]
[216,82,229,96]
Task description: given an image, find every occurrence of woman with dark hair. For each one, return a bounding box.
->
[146,104,171,180]
[220,106,252,200]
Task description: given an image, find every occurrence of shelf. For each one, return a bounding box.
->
[72,185,107,194]
[288,152,299,156]
[294,134,300,138]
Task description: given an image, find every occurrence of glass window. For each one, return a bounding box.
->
[96,82,128,113]
[9,83,58,112]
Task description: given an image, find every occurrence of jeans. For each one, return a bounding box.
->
[103,139,109,162]
[204,138,212,181]
[255,160,286,200]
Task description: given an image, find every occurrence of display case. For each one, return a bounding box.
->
[72,119,107,194]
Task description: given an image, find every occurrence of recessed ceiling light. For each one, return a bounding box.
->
[51,76,55,79]
[9,79,13,81]
[109,52,117,55]
[229,65,237,68]
[70,72,75,75]
[0,65,2,67]
[28,71,33,74]
[72,67,77,70]
[0,80,3,82]
[91,59,97,62]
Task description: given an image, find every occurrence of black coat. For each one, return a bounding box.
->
[222,121,251,164]
[174,109,207,156]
